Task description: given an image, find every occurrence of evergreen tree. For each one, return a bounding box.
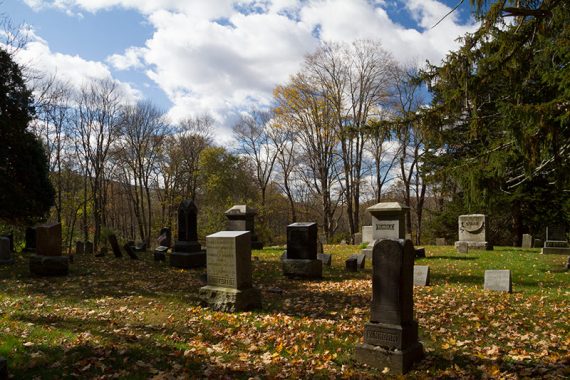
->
[0,47,54,223]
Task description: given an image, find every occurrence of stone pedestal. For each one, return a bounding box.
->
[282,258,322,278]
[29,254,69,276]
[225,205,264,250]
[355,239,423,374]
[199,231,261,312]
[454,214,493,250]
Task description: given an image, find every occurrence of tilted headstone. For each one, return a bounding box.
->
[224,205,263,249]
[170,200,206,268]
[521,234,533,249]
[108,234,123,258]
[356,253,366,269]
[413,265,430,286]
[484,270,512,293]
[435,238,447,246]
[36,223,62,256]
[123,243,139,260]
[456,241,469,254]
[317,253,332,266]
[75,241,84,255]
[541,225,570,255]
[355,239,424,374]
[199,231,261,312]
[454,214,492,250]
[282,222,322,279]
[0,237,14,265]
[25,227,36,252]
[157,227,172,248]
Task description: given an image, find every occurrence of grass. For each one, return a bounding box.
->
[0,244,568,379]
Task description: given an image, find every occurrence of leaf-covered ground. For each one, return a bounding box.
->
[0,245,568,379]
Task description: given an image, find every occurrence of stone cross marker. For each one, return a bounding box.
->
[413,265,430,286]
[0,237,14,265]
[199,231,261,311]
[521,234,533,249]
[282,222,322,279]
[170,200,206,268]
[225,205,263,249]
[484,270,512,293]
[454,214,492,250]
[355,239,424,374]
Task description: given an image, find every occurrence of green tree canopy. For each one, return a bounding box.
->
[0,47,54,224]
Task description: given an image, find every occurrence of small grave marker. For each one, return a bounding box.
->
[484,270,512,293]
[413,265,430,286]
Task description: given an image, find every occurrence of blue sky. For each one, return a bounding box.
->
[4,0,477,140]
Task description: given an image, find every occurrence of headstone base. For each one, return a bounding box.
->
[169,250,206,268]
[363,321,419,350]
[199,285,261,312]
[354,341,424,375]
[29,255,69,276]
[282,258,322,279]
[454,241,493,250]
[541,247,570,255]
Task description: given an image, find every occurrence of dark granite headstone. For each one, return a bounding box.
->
[0,233,13,252]
[108,234,123,258]
[123,243,139,260]
[356,253,366,269]
[170,200,206,268]
[0,237,14,265]
[36,223,62,256]
[346,256,358,272]
[355,239,423,374]
[25,227,36,252]
[286,222,317,260]
[157,227,172,248]
[224,205,263,249]
[415,247,426,258]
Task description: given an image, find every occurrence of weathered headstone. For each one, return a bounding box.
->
[484,270,512,293]
[282,222,322,279]
[157,227,172,248]
[123,243,139,260]
[541,225,570,255]
[415,247,426,258]
[345,256,358,272]
[224,205,263,249]
[0,356,7,380]
[533,239,543,248]
[454,214,492,250]
[435,238,446,246]
[456,241,469,254]
[75,241,84,255]
[199,231,261,311]
[317,253,332,266]
[521,234,533,249]
[24,227,36,252]
[362,226,373,244]
[0,237,14,265]
[413,265,430,286]
[108,234,123,258]
[0,233,13,252]
[354,232,362,245]
[362,202,409,261]
[154,246,168,262]
[36,223,62,256]
[355,239,424,374]
[356,253,366,269]
[170,200,206,268]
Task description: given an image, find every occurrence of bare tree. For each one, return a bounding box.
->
[270,119,299,222]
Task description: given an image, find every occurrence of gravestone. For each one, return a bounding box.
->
[225,205,263,249]
[354,233,362,245]
[132,242,146,252]
[355,239,424,374]
[157,227,172,248]
[0,356,6,380]
[36,223,62,256]
[345,256,358,272]
[484,270,512,293]
[108,234,123,258]
[356,253,366,269]
[84,241,94,255]
[123,243,139,260]
[317,253,332,266]
[75,241,84,255]
[199,231,261,312]
[435,238,446,246]
[541,225,570,255]
[30,223,69,276]
[521,234,533,249]
[454,214,493,250]
[362,226,373,244]
[0,237,14,265]
[362,202,409,260]
[154,246,168,262]
[415,247,426,258]
[170,200,206,268]
[413,265,430,286]
[0,233,13,252]
[282,222,322,279]
[456,241,469,254]
[24,227,36,252]
[533,239,543,248]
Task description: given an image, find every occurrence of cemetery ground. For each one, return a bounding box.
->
[0,246,568,379]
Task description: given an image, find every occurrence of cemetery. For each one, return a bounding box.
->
[1,1,569,378]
